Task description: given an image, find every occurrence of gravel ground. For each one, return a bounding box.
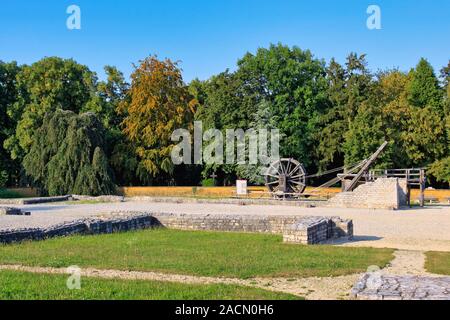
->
[1,200,450,251]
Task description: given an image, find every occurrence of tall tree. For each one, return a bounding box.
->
[23,110,115,196]
[0,61,21,187]
[84,65,129,131]
[83,66,134,185]
[236,43,329,168]
[118,56,196,183]
[317,53,373,170]
[408,58,442,110]
[4,57,96,161]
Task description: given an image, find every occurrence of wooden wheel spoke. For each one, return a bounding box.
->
[285,160,292,175]
[288,164,301,176]
[265,158,307,197]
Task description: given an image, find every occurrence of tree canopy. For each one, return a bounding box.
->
[23,110,115,196]
[118,56,197,183]
[4,57,97,161]
[0,61,21,187]
[0,48,449,191]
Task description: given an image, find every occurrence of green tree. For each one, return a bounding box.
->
[5,57,96,161]
[194,71,255,131]
[236,44,329,168]
[23,110,115,196]
[193,44,329,183]
[192,71,257,183]
[408,58,442,110]
[343,67,447,173]
[84,65,129,131]
[0,61,21,187]
[441,61,450,116]
[342,101,388,168]
[317,54,373,170]
[429,157,450,184]
[83,66,134,186]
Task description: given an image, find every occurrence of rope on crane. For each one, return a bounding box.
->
[304,159,368,179]
[308,159,368,193]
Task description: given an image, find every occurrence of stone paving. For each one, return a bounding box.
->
[351,250,450,300]
[351,273,450,300]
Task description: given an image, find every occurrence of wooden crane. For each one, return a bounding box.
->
[264,141,389,198]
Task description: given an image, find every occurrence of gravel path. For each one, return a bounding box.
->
[1,201,450,251]
[0,264,360,300]
[382,250,431,276]
[1,250,447,300]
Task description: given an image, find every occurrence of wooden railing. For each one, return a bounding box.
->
[368,168,427,206]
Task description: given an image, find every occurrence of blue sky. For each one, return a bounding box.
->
[0,0,449,82]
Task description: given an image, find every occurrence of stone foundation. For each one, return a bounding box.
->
[71,195,125,203]
[116,211,353,245]
[327,178,408,210]
[0,212,353,245]
[0,195,71,205]
[351,273,450,300]
[0,207,30,216]
[0,214,158,244]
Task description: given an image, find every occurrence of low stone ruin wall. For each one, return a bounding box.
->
[71,195,125,203]
[116,212,353,245]
[0,207,30,216]
[0,215,159,244]
[0,212,353,246]
[0,195,71,205]
[0,195,124,206]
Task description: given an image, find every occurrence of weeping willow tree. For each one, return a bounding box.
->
[23,110,116,196]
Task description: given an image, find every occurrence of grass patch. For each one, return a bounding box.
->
[0,189,23,199]
[0,270,299,300]
[425,251,450,275]
[0,229,394,279]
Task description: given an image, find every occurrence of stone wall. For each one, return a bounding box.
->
[0,215,158,244]
[0,211,353,246]
[327,178,407,210]
[0,195,71,205]
[116,211,353,245]
[71,195,125,203]
[0,207,29,216]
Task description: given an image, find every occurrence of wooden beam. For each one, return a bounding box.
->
[345,141,388,192]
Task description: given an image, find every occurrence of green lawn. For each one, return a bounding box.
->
[425,251,450,275]
[0,229,394,279]
[0,270,299,300]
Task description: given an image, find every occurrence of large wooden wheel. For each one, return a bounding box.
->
[264,158,307,197]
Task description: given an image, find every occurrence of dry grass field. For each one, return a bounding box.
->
[3,186,450,203]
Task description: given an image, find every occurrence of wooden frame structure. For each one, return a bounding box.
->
[264,141,427,206]
[368,168,427,207]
